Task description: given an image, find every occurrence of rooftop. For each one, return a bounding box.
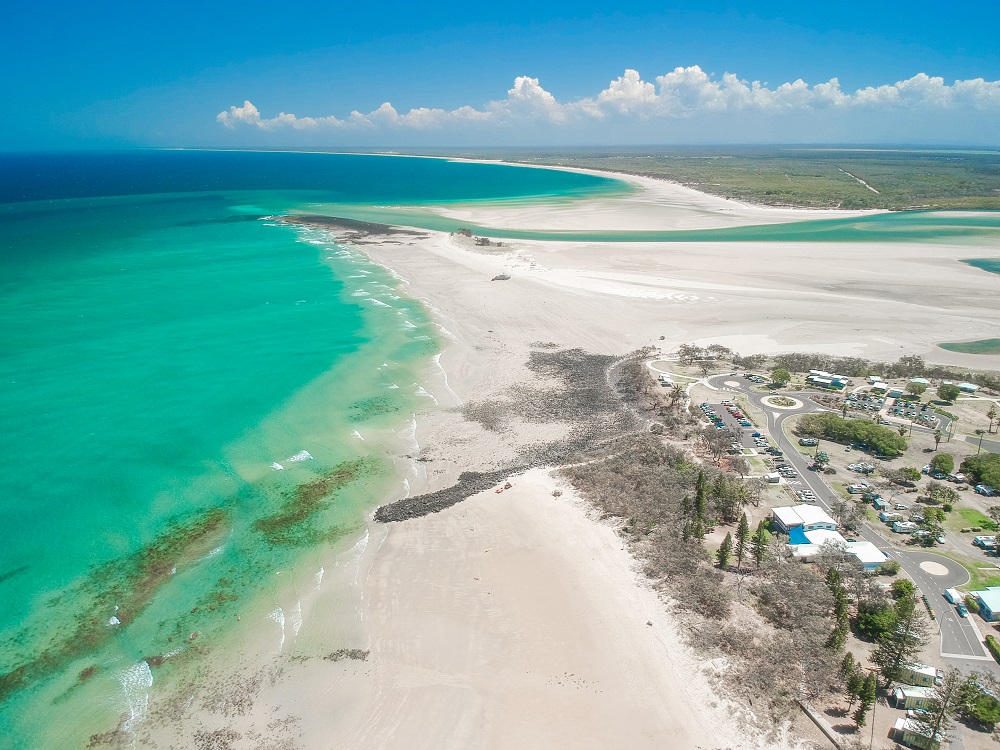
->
[976,586,1000,611]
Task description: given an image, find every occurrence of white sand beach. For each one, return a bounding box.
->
[145,168,999,749]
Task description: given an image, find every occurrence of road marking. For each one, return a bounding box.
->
[941,652,993,661]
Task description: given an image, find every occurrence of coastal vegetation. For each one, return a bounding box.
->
[433,147,1000,210]
[796,412,908,457]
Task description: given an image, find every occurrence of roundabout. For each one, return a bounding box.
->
[761,395,803,410]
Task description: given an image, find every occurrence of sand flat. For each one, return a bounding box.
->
[326,469,744,750]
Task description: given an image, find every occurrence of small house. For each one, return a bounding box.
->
[959,382,979,393]
[846,541,889,571]
[910,377,931,386]
[765,472,781,483]
[867,375,884,384]
[893,686,936,710]
[871,382,889,393]
[873,498,889,511]
[890,717,940,750]
[974,587,1000,622]
[887,387,904,398]
[898,663,938,688]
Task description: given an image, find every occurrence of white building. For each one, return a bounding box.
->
[772,505,837,533]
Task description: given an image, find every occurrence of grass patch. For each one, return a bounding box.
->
[958,508,997,531]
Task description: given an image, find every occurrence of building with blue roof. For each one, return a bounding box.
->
[975,587,1000,621]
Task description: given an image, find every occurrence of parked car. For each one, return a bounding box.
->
[958,603,969,618]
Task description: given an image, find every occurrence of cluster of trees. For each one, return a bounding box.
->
[675,342,733,365]
[962,453,1000,488]
[797,412,908,457]
[560,435,734,620]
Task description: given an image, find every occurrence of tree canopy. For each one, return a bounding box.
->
[937,383,961,402]
[797,412,907,457]
[771,368,791,385]
[962,453,1000,488]
[931,453,954,474]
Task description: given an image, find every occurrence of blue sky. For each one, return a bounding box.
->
[3,1,999,148]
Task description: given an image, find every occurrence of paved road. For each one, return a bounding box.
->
[702,374,997,670]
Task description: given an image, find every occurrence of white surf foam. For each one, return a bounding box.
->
[271,462,284,470]
[351,430,364,441]
[315,566,325,590]
[268,607,286,651]
[286,450,313,462]
[118,660,153,736]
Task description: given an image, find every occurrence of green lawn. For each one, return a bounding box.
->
[957,508,997,530]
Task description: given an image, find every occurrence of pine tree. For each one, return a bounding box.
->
[854,673,877,727]
[735,512,750,568]
[750,520,769,569]
[694,471,707,524]
[872,592,929,685]
[717,532,732,569]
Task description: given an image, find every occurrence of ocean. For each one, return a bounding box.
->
[0,151,623,748]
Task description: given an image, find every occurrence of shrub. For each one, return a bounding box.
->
[987,635,1000,664]
[966,595,981,615]
[878,559,900,575]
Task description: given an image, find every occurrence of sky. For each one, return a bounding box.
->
[3,1,1000,148]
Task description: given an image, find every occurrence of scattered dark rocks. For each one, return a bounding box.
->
[490,273,511,281]
[323,649,370,662]
[375,348,646,523]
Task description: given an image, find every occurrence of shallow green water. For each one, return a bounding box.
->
[938,339,1000,354]
[317,203,1000,243]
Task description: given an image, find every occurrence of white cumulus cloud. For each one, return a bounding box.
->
[217,66,1000,133]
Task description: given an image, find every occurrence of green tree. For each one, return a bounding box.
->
[891,579,917,599]
[931,453,954,474]
[854,673,877,728]
[907,381,928,396]
[771,368,791,386]
[717,532,732,569]
[937,383,961,402]
[750,520,769,569]
[933,428,942,449]
[813,450,830,469]
[988,506,1000,529]
[989,404,999,434]
[962,453,1000,488]
[734,512,750,568]
[872,590,930,685]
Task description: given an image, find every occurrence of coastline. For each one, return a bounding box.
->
[116,163,1000,747]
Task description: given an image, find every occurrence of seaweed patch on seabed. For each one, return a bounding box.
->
[0,508,230,705]
[252,459,376,546]
[375,348,645,523]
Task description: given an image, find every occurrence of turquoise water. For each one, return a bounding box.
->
[0,151,624,748]
[964,258,1000,276]
[319,202,1000,243]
